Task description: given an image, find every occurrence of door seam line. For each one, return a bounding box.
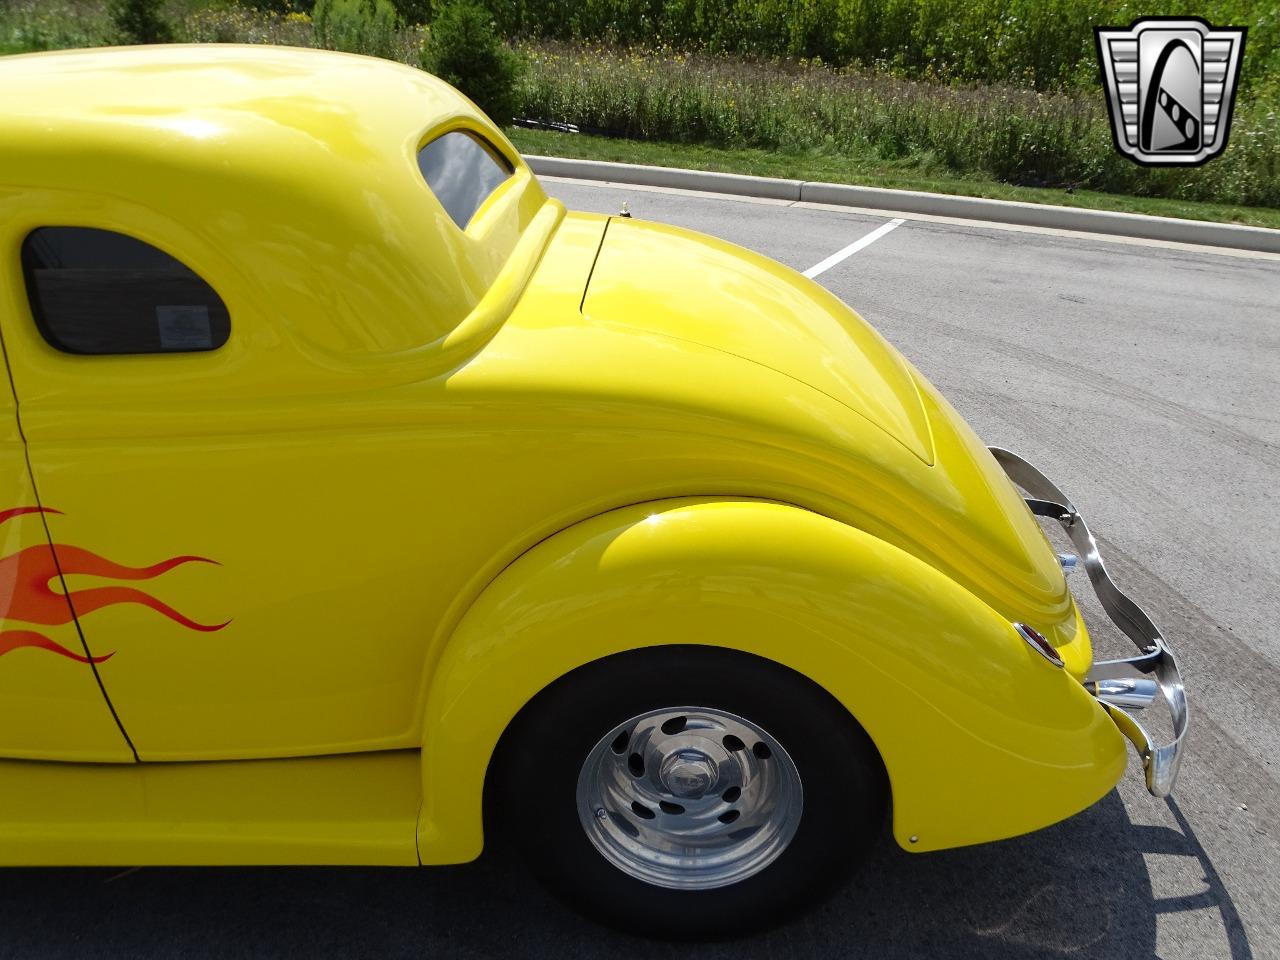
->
[0,303,139,761]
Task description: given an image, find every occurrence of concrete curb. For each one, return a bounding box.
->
[526,155,1280,254]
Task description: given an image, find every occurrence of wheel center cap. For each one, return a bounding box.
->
[660,750,718,798]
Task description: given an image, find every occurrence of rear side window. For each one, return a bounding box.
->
[417,130,513,229]
[21,227,230,355]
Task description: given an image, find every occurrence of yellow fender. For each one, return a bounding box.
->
[417,498,1126,863]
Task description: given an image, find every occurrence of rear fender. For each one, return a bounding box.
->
[416,498,1125,862]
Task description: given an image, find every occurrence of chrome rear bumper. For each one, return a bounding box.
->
[989,447,1188,797]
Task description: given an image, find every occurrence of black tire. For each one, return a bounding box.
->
[486,645,888,938]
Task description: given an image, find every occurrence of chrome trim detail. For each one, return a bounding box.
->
[1014,622,1065,668]
[988,446,1188,797]
[1087,677,1159,709]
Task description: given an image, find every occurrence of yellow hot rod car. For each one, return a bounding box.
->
[0,45,1186,935]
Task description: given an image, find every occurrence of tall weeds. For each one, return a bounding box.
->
[518,45,1280,207]
[312,0,399,59]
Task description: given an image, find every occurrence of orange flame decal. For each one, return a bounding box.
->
[0,506,226,662]
[0,629,112,664]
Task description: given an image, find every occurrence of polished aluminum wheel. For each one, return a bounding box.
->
[575,706,803,890]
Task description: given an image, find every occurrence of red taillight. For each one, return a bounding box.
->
[1014,622,1065,668]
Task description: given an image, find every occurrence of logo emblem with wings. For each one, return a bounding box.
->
[1096,18,1246,167]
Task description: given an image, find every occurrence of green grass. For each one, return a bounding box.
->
[508,127,1280,230]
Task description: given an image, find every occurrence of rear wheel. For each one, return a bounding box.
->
[488,646,888,937]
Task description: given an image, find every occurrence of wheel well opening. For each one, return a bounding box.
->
[480,643,890,849]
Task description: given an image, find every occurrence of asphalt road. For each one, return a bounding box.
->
[4,181,1278,960]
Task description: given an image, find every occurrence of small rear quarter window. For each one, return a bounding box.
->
[21,227,230,355]
[417,130,513,229]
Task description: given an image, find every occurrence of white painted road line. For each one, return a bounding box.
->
[802,218,906,278]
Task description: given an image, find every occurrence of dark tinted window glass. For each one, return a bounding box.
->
[417,131,513,229]
[21,227,230,355]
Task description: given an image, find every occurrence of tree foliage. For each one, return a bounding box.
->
[421,0,524,123]
[108,0,173,44]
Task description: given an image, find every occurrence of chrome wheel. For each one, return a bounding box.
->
[575,706,803,890]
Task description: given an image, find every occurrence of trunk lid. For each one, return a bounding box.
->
[583,218,935,464]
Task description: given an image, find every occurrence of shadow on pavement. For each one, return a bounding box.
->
[0,792,1250,959]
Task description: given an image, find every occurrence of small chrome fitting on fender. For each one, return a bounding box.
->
[1014,622,1065,668]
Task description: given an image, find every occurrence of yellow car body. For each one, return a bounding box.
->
[0,45,1155,872]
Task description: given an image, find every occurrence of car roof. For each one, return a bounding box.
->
[0,43,478,179]
[0,45,539,364]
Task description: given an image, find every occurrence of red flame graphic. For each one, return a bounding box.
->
[0,506,226,663]
[0,629,110,664]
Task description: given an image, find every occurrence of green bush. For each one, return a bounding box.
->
[312,0,399,58]
[421,0,522,123]
[393,0,431,24]
[482,0,1278,93]
[240,0,317,12]
[108,0,172,43]
[0,0,113,52]
[264,0,426,31]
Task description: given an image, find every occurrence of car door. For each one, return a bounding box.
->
[1,221,453,762]
[0,347,133,762]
